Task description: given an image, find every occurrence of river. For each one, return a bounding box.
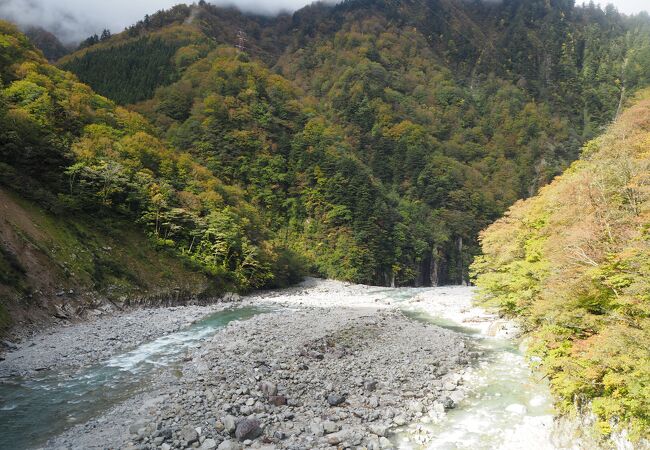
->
[386,287,556,449]
[0,282,556,449]
[0,307,269,449]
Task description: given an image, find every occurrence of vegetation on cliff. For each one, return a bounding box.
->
[472,90,650,440]
[0,20,302,326]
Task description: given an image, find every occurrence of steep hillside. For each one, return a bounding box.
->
[0,21,302,333]
[58,3,292,105]
[280,0,650,140]
[0,187,209,333]
[135,48,400,283]
[472,91,650,441]
[274,7,574,282]
[24,26,70,61]
[59,23,212,104]
[62,1,650,138]
[57,0,650,286]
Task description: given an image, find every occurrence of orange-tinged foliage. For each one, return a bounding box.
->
[472,90,650,440]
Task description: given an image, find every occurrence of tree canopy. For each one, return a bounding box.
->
[0,21,302,295]
[472,89,650,441]
[56,0,650,285]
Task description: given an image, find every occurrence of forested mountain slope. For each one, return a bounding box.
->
[62,0,650,140]
[58,0,650,286]
[58,3,293,104]
[3,0,650,314]
[0,21,302,333]
[23,27,70,61]
[472,90,650,441]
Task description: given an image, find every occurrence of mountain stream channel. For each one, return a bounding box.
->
[0,279,560,450]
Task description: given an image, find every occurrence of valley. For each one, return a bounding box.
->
[0,0,649,447]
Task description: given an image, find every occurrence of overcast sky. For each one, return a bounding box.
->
[0,0,647,44]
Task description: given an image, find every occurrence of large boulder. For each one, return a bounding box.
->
[269,395,287,406]
[217,440,242,450]
[180,425,199,444]
[234,418,262,441]
[327,393,346,406]
[222,415,237,434]
[259,381,277,396]
[200,439,218,449]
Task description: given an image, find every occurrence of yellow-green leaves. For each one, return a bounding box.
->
[472,90,650,440]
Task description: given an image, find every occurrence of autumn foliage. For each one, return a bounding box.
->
[0,21,302,293]
[472,91,650,440]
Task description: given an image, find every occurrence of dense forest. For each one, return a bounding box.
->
[472,90,650,441]
[0,21,303,309]
[56,0,650,286]
[59,25,212,104]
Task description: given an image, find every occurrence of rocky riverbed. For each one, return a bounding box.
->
[0,303,241,377]
[0,279,478,450]
[3,280,643,450]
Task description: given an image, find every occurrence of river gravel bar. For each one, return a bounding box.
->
[0,303,244,377]
[30,279,473,449]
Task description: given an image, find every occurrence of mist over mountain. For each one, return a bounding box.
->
[3,0,648,45]
[0,0,100,44]
[0,0,339,44]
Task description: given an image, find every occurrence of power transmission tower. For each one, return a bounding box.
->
[236,30,247,53]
